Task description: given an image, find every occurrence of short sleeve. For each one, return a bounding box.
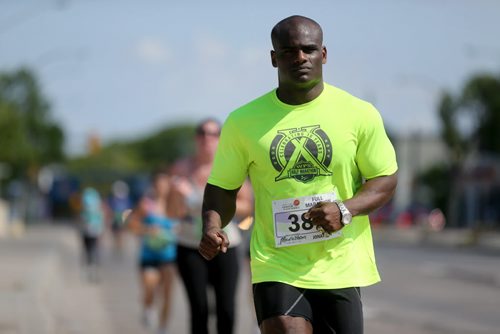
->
[208,114,249,190]
[356,105,398,179]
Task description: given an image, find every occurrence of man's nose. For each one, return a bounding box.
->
[295,50,307,63]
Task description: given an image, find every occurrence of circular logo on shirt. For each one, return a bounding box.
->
[269,125,332,183]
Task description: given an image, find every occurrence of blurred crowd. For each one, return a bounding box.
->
[1,118,254,334]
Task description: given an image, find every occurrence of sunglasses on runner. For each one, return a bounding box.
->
[196,128,220,137]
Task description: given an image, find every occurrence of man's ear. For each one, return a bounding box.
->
[322,46,327,65]
[271,50,277,68]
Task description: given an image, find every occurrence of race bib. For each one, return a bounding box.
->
[272,192,342,247]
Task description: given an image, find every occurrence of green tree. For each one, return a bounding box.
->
[0,68,65,177]
[420,73,500,218]
[132,124,195,168]
[460,75,500,153]
[438,73,500,162]
[415,164,452,212]
[65,124,196,186]
[438,93,468,164]
[66,144,145,187]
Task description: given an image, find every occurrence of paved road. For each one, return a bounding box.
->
[1,224,500,334]
[103,231,500,334]
[0,225,113,334]
[98,232,258,334]
[364,240,500,334]
[0,224,258,334]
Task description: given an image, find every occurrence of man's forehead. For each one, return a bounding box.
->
[276,29,321,46]
[274,21,322,45]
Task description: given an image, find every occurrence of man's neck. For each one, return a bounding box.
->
[276,81,324,105]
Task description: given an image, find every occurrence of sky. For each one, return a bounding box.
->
[1,0,500,155]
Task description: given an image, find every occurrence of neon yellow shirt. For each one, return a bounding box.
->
[208,83,398,289]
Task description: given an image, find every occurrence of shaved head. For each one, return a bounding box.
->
[271,15,323,49]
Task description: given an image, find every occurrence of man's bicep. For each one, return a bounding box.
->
[365,173,398,191]
[203,183,240,225]
[204,183,239,203]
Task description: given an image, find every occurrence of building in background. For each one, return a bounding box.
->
[448,154,500,229]
[393,133,448,213]
[392,134,500,229]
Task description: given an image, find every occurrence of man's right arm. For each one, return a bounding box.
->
[198,183,239,260]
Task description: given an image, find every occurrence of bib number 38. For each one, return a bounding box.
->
[287,212,314,232]
[272,192,342,247]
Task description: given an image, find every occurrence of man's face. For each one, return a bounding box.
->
[271,22,327,89]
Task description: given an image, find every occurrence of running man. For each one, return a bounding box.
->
[198,15,398,334]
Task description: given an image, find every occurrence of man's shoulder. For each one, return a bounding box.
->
[230,89,276,117]
[324,83,378,116]
[324,83,372,106]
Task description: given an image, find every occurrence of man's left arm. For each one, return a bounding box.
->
[307,173,397,233]
[344,172,397,217]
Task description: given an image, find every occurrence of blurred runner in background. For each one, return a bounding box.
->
[128,170,177,334]
[168,118,253,334]
[79,186,106,283]
[108,180,132,256]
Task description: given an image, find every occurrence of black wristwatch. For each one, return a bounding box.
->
[334,200,352,226]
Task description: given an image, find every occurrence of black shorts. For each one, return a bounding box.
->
[139,258,174,270]
[253,282,363,334]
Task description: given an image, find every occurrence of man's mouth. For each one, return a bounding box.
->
[293,66,311,74]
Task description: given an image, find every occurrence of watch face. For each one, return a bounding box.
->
[343,213,353,225]
[335,200,352,225]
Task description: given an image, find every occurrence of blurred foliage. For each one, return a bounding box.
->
[461,75,500,153]
[438,93,467,164]
[66,124,197,186]
[415,164,452,212]
[67,144,144,177]
[0,67,198,195]
[131,124,195,167]
[438,73,500,164]
[419,72,500,215]
[0,67,65,179]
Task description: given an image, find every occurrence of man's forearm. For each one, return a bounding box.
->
[344,173,397,217]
